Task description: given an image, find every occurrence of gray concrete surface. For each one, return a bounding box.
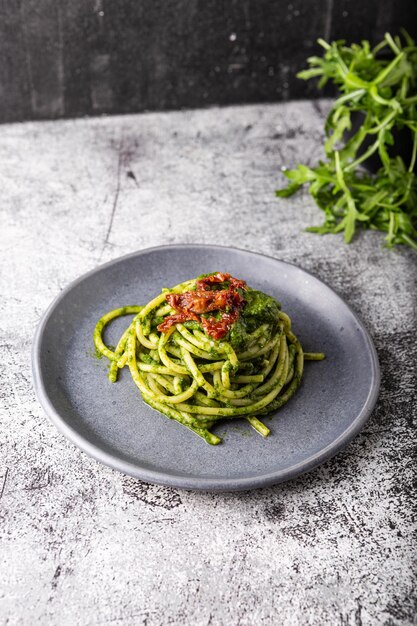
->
[1,101,416,625]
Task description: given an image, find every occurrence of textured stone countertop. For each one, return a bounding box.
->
[1,101,416,626]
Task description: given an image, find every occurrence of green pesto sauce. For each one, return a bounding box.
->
[151,315,165,328]
[242,289,281,322]
[201,311,223,321]
[227,317,248,350]
[227,289,281,350]
[139,353,159,366]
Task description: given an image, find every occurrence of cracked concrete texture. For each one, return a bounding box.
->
[0,101,416,626]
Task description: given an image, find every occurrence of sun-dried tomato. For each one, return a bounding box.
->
[156,312,196,333]
[167,288,244,315]
[201,311,240,340]
[196,273,247,292]
[158,274,247,339]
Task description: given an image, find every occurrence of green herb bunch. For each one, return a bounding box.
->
[276,32,417,250]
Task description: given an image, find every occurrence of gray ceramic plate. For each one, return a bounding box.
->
[32,245,380,491]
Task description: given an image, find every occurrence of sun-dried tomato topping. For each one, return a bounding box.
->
[157,312,198,333]
[201,311,240,340]
[157,273,247,339]
[166,288,244,315]
[196,273,247,292]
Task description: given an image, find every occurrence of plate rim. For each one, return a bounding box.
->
[32,243,380,491]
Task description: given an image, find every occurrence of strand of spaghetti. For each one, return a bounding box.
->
[136,362,182,376]
[224,397,254,406]
[279,311,292,330]
[155,304,173,316]
[94,306,143,360]
[218,341,238,369]
[198,361,225,373]
[164,344,183,359]
[220,343,238,390]
[117,353,128,368]
[109,326,132,382]
[232,374,264,383]
[193,328,220,348]
[246,417,270,437]
[285,345,297,385]
[260,339,280,378]
[220,363,232,390]
[158,327,189,375]
[136,320,157,350]
[304,352,326,360]
[286,328,300,345]
[127,330,158,398]
[173,376,184,394]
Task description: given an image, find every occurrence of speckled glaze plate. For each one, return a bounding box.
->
[32,245,379,491]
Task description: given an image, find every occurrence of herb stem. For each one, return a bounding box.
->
[373,52,404,86]
[385,32,402,55]
[401,234,417,250]
[408,130,417,173]
[367,110,397,135]
[344,139,380,173]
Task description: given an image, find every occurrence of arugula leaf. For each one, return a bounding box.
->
[276,31,417,250]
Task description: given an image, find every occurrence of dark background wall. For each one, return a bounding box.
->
[1,0,416,123]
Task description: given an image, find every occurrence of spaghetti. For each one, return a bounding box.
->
[93,273,324,445]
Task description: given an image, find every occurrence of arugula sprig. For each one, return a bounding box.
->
[276,31,417,250]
